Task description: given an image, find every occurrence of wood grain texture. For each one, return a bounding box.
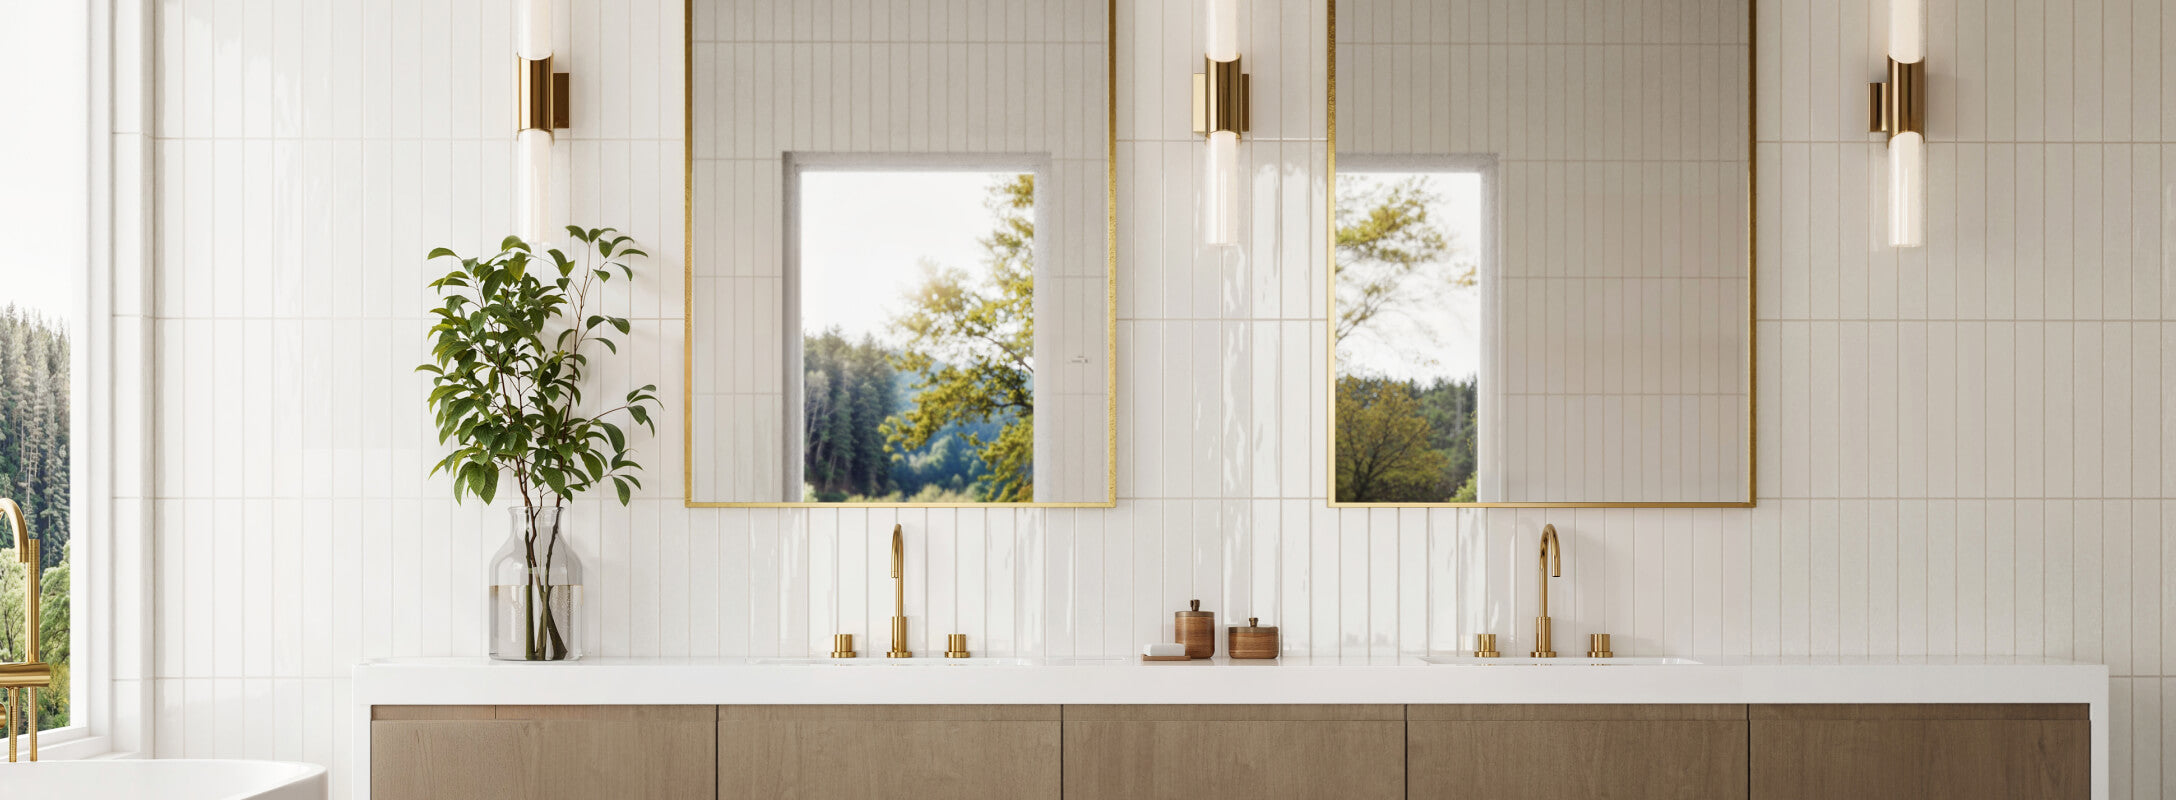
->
[1750,703,2088,721]
[1062,703,1403,721]
[371,707,717,800]
[1410,703,1747,721]
[1751,705,2089,800]
[372,720,534,800]
[371,705,495,720]
[1063,705,1404,800]
[1408,705,1748,800]
[718,705,1061,800]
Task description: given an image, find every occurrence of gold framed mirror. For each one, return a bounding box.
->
[1327,0,1755,507]
[683,0,1117,507]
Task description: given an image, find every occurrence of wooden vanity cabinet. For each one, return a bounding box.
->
[1750,703,2090,800]
[1062,704,1406,800]
[1407,704,1750,800]
[715,704,1061,799]
[370,705,717,800]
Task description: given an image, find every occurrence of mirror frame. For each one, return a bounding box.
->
[680,0,1120,508]
[1324,0,1758,508]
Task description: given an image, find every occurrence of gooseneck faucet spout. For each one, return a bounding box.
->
[1532,524,1562,658]
[887,524,913,658]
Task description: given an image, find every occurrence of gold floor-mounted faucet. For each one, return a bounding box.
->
[886,524,912,658]
[1531,524,1562,658]
[0,498,52,761]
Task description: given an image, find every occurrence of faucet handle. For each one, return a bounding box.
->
[945,634,971,659]
[1474,634,1501,658]
[1587,633,1613,658]
[830,634,858,658]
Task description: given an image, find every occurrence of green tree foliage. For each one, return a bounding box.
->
[1335,377,1451,502]
[0,307,69,572]
[418,226,660,660]
[1332,377,1479,503]
[1414,377,1479,497]
[0,307,68,730]
[803,331,899,501]
[884,174,1037,502]
[1333,175,1464,345]
[0,545,67,731]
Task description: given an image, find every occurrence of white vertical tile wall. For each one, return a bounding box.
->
[146,0,2175,798]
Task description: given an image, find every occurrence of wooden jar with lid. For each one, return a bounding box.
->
[1175,599,1215,658]
[1227,618,1278,659]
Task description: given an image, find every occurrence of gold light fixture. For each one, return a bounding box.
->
[1192,0,1248,247]
[516,0,569,243]
[1869,0,1924,248]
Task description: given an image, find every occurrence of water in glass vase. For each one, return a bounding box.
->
[489,583,584,661]
[488,506,587,661]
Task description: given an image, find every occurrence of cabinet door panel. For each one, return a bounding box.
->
[1407,704,1748,800]
[372,720,536,800]
[717,705,1061,799]
[1750,704,2088,800]
[370,705,716,800]
[1063,705,1405,800]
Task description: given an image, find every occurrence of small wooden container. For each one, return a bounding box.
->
[1175,599,1216,659]
[1227,618,1279,659]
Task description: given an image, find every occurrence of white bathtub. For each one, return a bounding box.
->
[0,759,326,799]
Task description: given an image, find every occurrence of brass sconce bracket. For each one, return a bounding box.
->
[519,56,571,132]
[1868,58,1923,138]
[1192,57,1250,136]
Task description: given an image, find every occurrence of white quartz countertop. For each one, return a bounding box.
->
[352,655,2107,707]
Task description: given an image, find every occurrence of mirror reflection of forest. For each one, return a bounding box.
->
[799,173,1036,504]
[1334,171,1485,503]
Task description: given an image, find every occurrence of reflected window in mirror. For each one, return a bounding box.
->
[1333,159,1492,504]
[790,163,1043,504]
[1329,0,1753,507]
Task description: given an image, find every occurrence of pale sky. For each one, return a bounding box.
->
[799,171,1024,345]
[1337,171,1486,383]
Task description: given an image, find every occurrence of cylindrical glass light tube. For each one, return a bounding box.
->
[516,0,552,61]
[1887,131,1924,248]
[1888,0,1923,64]
[1204,131,1238,246]
[516,128,552,243]
[1207,0,1238,62]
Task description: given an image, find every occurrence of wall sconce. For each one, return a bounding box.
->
[1193,0,1248,247]
[516,0,569,243]
[1869,0,1924,248]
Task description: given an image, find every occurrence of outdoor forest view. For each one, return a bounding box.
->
[800,172,1036,503]
[1334,171,1487,503]
[0,306,70,731]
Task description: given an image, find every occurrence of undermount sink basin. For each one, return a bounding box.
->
[1421,656,1702,666]
[750,657,1037,667]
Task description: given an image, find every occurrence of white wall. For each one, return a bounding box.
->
[147,0,2176,798]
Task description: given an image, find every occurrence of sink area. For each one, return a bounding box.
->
[749,657,1037,667]
[1421,656,1702,666]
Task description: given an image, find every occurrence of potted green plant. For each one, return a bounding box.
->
[418,227,659,661]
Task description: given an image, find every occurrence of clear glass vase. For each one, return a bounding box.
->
[489,506,584,661]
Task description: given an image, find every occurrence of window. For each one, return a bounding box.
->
[789,161,1043,503]
[1332,159,1493,503]
[0,306,70,732]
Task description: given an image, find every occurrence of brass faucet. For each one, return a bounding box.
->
[886,524,912,658]
[1531,524,1562,658]
[0,498,51,761]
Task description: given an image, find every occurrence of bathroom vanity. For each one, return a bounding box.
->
[353,657,2105,799]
